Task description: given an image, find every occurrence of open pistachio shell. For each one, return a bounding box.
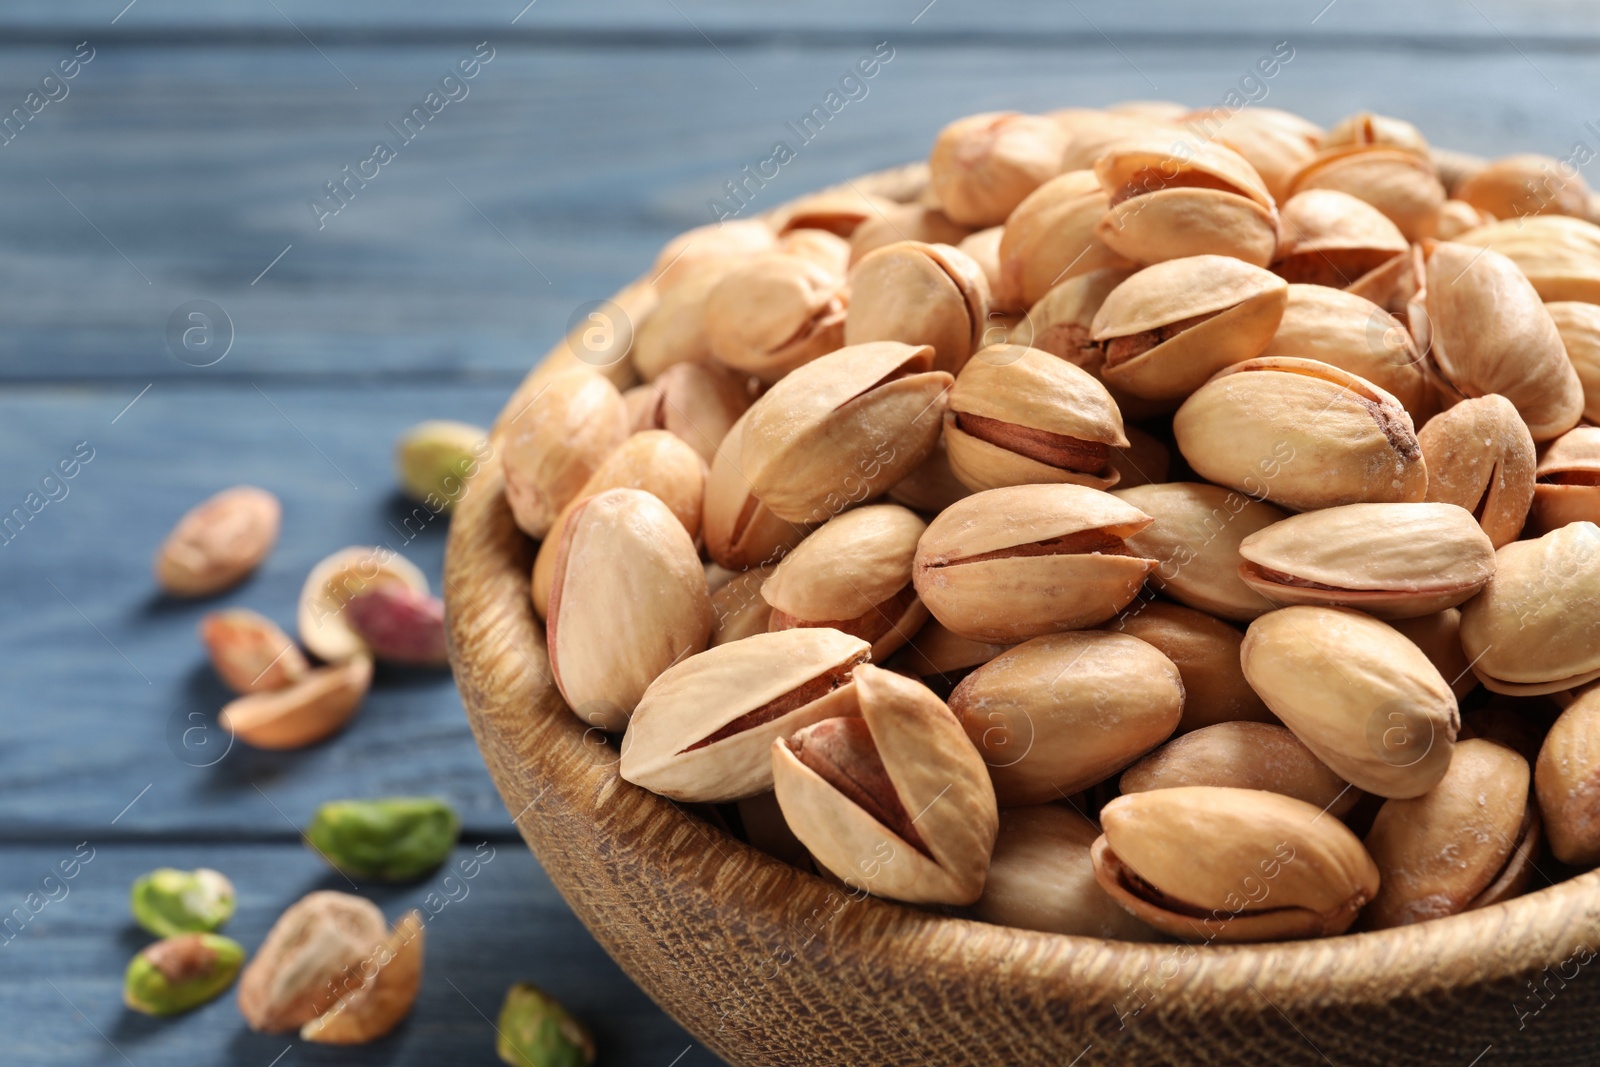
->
[1416,395,1536,548]
[845,240,990,375]
[297,547,429,663]
[1272,189,1410,289]
[702,411,811,571]
[1121,721,1356,816]
[1455,215,1600,303]
[1181,106,1322,204]
[998,171,1132,309]
[1014,267,1158,420]
[1532,426,1600,534]
[1094,135,1274,212]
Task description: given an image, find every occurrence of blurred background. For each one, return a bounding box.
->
[3,0,1598,1062]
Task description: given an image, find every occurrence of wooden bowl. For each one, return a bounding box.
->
[446,168,1600,1067]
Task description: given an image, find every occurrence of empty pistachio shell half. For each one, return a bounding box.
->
[912,483,1157,642]
[238,890,387,1032]
[200,609,308,694]
[300,910,425,1045]
[944,344,1128,493]
[762,504,927,661]
[219,655,372,751]
[1416,394,1537,548]
[500,368,630,540]
[1532,426,1600,534]
[1536,684,1600,866]
[1173,357,1427,512]
[1548,301,1600,425]
[741,342,952,524]
[998,171,1131,309]
[929,111,1067,228]
[972,805,1159,940]
[1237,502,1494,618]
[772,665,998,905]
[1242,606,1458,798]
[1264,284,1429,418]
[125,933,245,1016]
[620,628,870,802]
[1363,738,1535,929]
[1121,721,1356,816]
[845,240,990,375]
[1459,522,1600,696]
[702,410,811,570]
[1454,214,1600,303]
[1457,153,1591,220]
[130,868,237,938]
[1110,600,1272,732]
[950,631,1183,806]
[1272,189,1409,288]
[1091,255,1288,402]
[1092,786,1380,942]
[704,253,848,382]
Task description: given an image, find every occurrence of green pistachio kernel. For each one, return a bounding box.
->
[123,933,245,1016]
[304,796,461,881]
[496,983,596,1067]
[395,420,488,512]
[129,868,236,937]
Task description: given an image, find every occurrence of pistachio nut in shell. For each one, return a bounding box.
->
[297,545,430,663]
[1289,146,1446,241]
[1091,255,1288,402]
[1264,284,1429,418]
[944,344,1127,492]
[1324,112,1430,157]
[1535,684,1600,866]
[1390,609,1475,701]
[501,367,629,539]
[1362,739,1534,929]
[740,342,951,524]
[844,240,990,375]
[394,420,489,510]
[1242,606,1458,798]
[710,565,776,647]
[304,797,460,882]
[630,257,738,380]
[912,483,1157,642]
[704,253,848,382]
[547,489,712,731]
[496,983,596,1067]
[762,504,927,661]
[1121,722,1357,816]
[238,890,387,1032]
[1114,482,1288,623]
[1110,599,1272,732]
[849,202,972,264]
[997,171,1131,309]
[1454,215,1600,303]
[1098,186,1281,270]
[1457,154,1590,220]
[636,347,752,463]
[1432,199,1494,240]
[130,868,236,938]
[125,933,245,1016]
[1459,522,1600,696]
[1173,357,1427,512]
[621,628,870,802]
[950,630,1182,806]
[300,910,425,1045]
[702,410,810,570]
[1532,426,1600,534]
[1181,105,1322,204]
[779,227,852,277]
[1014,266,1159,421]
[1423,241,1582,442]
[957,227,1007,310]
[972,805,1159,940]
[1052,110,1183,172]
[1094,134,1274,212]
[1092,786,1380,942]
[1416,394,1536,548]
[200,608,308,694]
[154,485,281,597]
[220,655,372,750]
[1547,301,1600,424]
[928,111,1067,228]
[1237,502,1494,619]
[652,218,776,296]
[772,665,998,905]
[772,187,897,237]
[1271,189,1409,289]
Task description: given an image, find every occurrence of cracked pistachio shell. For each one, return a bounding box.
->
[220,656,372,751]
[1324,112,1430,157]
[1121,721,1356,816]
[1536,684,1600,866]
[1548,301,1600,424]
[1014,267,1159,420]
[300,910,425,1045]
[849,203,972,264]
[741,342,951,524]
[496,983,596,1067]
[1389,609,1476,701]
[779,228,852,277]
[1460,522,1600,695]
[710,565,775,647]
[998,171,1132,309]
[298,546,429,663]
[772,665,998,905]
[620,628,870,802]
[1424,242,1583,442]
[1265,285,1429,417]
[1238,502,1495,619]
[652,219,776,296]
[1455,215,1600,303]
[912,484,1157,642]
[547,489,713,732]
[1097,186,1280,270]
[704,253,847,382]
[1457,154,1591,220]
[1092,786,1380,942]
[631,257,742,380]
[845,240,990,375]
[125,933,245,1016]
[501,368,630,539]
[155,486,282,598]
[1091,255,1289,401]
[1111,600,1272,732]
[201,609,308,695]
[1242,606,1459,798]
[1114,482,1288,623]
[929,111,1067,228]
[531,430,706,619]
[762,504,927,661]
[773,187,897,238]
[703,410,811,570]
[972,805,1159,940]
[1273,190,1409,289]
[1094,135,1275,212]
[238,891,387,1032]
[1182,106,1322,204]
[304,797,460,882]
[130,868,236,938]
[887,436,972,514]
[950,631,1182,806]
[945,344,1128,493]
[1363,739,1534,929]
[1533,426,1600,534]
[1173,357,1428,512]
[1289,146,1446,241]
[1416,395,1537,547]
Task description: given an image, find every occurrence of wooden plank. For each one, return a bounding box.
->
[3,40,1599,383]
[0,382,529,837]
[0,841,715,1066]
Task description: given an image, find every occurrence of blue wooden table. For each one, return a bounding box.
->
[3,1,1598,1063]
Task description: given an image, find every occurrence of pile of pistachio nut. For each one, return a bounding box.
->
[501,102,1600,944]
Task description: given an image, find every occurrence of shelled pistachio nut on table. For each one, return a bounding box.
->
[497,103,1600,945]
